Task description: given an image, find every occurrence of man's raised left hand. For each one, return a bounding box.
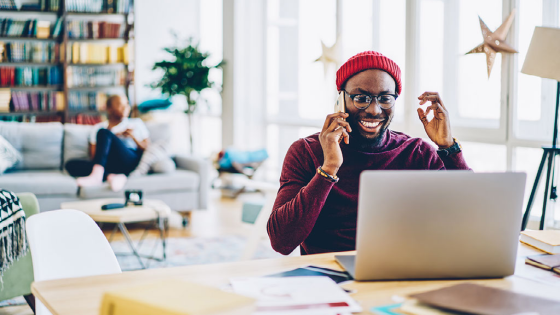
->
[417,91,454,149]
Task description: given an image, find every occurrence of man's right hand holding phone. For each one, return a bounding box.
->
[319,112,352,177]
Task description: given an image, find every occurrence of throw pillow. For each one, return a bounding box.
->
[129,141,173,177]
[0,135,22,174]
[151,157,176,174]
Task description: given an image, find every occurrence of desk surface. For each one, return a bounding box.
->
[32,244,560,315]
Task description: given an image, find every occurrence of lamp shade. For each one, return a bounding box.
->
[521,26,560,82]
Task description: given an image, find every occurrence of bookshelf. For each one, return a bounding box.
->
[0,0,134,124]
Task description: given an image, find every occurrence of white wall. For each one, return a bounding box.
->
[135,0,200,155]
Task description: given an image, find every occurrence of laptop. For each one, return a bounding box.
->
[335,171,526,281]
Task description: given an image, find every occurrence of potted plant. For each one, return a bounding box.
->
[151,36,223,154]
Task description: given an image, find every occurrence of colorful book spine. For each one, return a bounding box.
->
[0,66,62,86]
[66,67,124,87]
[68,91,106,111]
[10,90,63,112]
[1,42,59,63]
[68,43,128,64]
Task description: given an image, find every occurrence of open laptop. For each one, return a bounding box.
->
[335,171,526,281]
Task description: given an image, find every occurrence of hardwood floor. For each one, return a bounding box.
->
[0,189,271,315]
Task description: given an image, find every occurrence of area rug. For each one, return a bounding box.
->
[110,235,283,270]
[0,296,25,307]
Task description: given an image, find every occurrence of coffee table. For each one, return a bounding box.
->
[60,199,171,270]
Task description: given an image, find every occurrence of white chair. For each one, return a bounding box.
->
[26,209,122,315]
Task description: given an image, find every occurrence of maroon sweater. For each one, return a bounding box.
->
[267,130,471,255]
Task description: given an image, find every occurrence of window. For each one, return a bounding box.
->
[259,0,560,226]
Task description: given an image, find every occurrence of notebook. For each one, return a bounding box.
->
[520,230,560,254]
[409,283,560,315]
[526,254,560,273]
[99,280,255,315]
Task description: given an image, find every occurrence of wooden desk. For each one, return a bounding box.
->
[32,244,560,315]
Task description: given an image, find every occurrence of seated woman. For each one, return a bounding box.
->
[66,95,149,191]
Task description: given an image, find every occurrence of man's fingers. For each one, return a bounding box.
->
[417,108,428,126]
[323,112,349,130]
[341,128,350,145]
[326,118,352,133]
[418,92,446,110]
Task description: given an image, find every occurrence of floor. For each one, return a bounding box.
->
[1,189,273,315]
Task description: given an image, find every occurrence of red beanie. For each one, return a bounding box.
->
[336,51,402,95]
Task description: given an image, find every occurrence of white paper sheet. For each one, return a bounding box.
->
[230,276,361,315]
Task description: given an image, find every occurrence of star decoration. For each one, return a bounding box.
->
[315,37,341,77]
[466,10,517,77]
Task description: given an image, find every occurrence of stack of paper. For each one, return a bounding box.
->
[230,276,361,315]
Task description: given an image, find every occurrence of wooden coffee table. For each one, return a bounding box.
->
[60,199,171,270]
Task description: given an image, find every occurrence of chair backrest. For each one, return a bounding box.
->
[26,209,121,282]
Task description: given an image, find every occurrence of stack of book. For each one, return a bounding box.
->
[68,113,102,125]
[0,19,50,38]
[68,43,129,64]
[0,88,10,112]
[18,0,60,11]
[67,67,124,87]
[65,0,131,14]
[11,90,64,112]
[0,42,60,63]
[0,66,62,86]
[0,0,23,10]
[67,21,122,39]
[68,91,106,111]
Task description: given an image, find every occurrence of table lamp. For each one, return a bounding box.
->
[521,26,560,231]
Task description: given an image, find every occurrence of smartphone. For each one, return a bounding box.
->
[334,91,346,143]
[334,91,346,114]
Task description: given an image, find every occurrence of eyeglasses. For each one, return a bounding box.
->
[344,91,398,110]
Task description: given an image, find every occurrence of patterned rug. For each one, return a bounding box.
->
[111,235,283,270]
[0,296,25,307]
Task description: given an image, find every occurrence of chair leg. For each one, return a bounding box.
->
[24,294,35,314]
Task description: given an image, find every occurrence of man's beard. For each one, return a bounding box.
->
[347,114,391,151]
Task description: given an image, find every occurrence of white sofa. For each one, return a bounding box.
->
[0,121,209,212]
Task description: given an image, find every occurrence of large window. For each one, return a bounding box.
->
[260,0,560,226]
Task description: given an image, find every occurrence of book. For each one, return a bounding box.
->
[0,88,11,113]
[399,300,458,315]
[68,43,128,64]
[526,253,560,270]
[521,230,560,254]
[409,283,560,315]
[66,66,125,87]
[99,280,255,315]
[36,20,50,39]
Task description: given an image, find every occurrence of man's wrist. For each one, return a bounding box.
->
[437,138,462,158]
[321,164,339,177]
[437,138,455,150]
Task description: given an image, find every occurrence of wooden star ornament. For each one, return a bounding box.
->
[315,37,341,77]
[466,10,517,77]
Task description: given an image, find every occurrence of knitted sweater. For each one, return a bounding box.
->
[267,130,470,255]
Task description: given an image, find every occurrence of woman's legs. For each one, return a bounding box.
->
[77,129,142,190]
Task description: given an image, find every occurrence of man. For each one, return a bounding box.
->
[65,95,149,191]
[267,51,470,255]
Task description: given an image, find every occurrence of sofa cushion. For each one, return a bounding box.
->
[63,124,93,165]
[79,170,199,199]
[0,122,63,170]
[0,170,78,196]
[63,121,172,166]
